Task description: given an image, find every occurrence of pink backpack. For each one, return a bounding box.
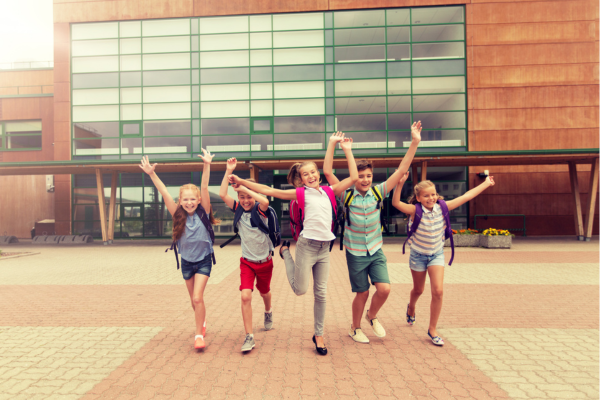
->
[289,186,339,247]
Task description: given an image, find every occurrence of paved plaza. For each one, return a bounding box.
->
[0,237,598,400]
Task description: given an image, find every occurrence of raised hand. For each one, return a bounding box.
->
[198,148,215,164]
[226,157,237,171]
[228,174,242,185]
[329,131,345,145]
[340,137,353,151]
[399,171,409,185]
[411,120,422,143]
[486,176,495,186]
[139,155,157,175]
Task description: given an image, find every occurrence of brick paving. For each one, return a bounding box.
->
[0,236,597,399]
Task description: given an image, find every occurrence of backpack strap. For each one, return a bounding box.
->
[195,204,215,245]
[343,189,354,227]
[402,203,423,255]
[250,203,270,236]
[320,186,338,251]
[165,241,180,269]
[296,187,306,222]
[438,199,454,266]
[220,201,244,248]
[370,186,388,233]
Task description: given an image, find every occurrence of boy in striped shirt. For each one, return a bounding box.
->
[323,122,422,343]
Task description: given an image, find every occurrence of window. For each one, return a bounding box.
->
[0,121,42,151]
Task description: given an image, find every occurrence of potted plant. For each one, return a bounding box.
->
[445,229,481,247]
[480,228,513,249]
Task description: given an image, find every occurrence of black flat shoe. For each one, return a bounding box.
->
[279,240,290,259]
[312,335,327,356]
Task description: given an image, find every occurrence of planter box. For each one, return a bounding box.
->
[480,235,512,249]
[444,234,481,247]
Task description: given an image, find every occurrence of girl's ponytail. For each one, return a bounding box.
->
[208,205,221,225]
[287,163,302,187]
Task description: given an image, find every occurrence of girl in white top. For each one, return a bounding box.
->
[228,135,359,355]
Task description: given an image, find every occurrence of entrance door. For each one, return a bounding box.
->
[272,174,294,238]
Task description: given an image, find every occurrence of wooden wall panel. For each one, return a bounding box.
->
[469,85,599,110]
[471,64,598,88]
[1,98,41,120]
[470,107,598,131]
[468,128,600,151]
[0,70,53,88]
[472,42,599,67]
[329,0,466,10]
[469,171,599,195]
[470,0,598,25]
[120,0,193,20]
[193,0,327,16]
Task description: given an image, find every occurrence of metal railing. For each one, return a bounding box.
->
[474,214,526,236]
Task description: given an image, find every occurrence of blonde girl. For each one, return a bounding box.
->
[140,149,220,350]
[392,173,495,345]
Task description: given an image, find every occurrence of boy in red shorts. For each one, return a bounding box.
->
[219,157,274,352]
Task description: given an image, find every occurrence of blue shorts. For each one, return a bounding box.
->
[409,249,445,272]
[181,253,212,280]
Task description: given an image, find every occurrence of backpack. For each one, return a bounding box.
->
[339,186,389,251]
[165,204,216,270]
[402,199,454,265]
[289,186,340,251]
[220,201,281,254]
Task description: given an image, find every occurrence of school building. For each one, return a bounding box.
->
[0,0,598,241]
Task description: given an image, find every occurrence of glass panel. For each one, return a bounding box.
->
[120,88,142,104]
[6,135,41,149]
[251,134,272,151]
[143,103,191,120]
[143,70,190,86]
[412,130,465,147]
[344,131,387,149]
[335,97,386,114]
[388,96,411,112]
[387,113,412,130]
[387,131,410,148]
[250,83,272,99]
[387,78,411,95]
[123,123,140,135]
[272,133,324,150]
[120,55,141,71]
[274,81,324,99]
[387,44,410,61]
[201,101,249,118]
[325,47,333,63]
[192,36,199,51]
[273,48,323,65]
[200,16,248,34]
[200,33,248,51]
[72,56,119,73]
[326,64,333,79]
[144,136,190,154]
[273,31,323,48]
[250,32,272,49]
[336,114,385,131]
[72,72,119,89]
[274,116,324,133]
[412,25,464,42]
[121,72,142,87]
[412,60,464,76]
[273,65,323,81]
[5,121,41,132]
[413,76,465,94]
[273,13,323,31]
[72,22,118,40]
[251,67,271,82]
[143,53,190,70]
[121,137,142,154]
[200,50,248,68]
[326,81,333,97]
[335,62,385,79]
[325,30,333,46]
[413,94,465,112]
[335,79,386,96]
[142,19,190,36]
[334,10,385,28]
[387,27,410,43]
[73,138,120,155]
[144,86,191,103]
[121,187,143,201]
[202,135,251,152]
[275,99,324,116]
[201,84,249,101]
[73,105,119,122]
[253,120,270,131]
[413,112,465,129]
[386,9,410,26]
[251,100,273,116]
[334,28,384,45]
[73,122,119,138]
[335,45,384,63]
[412,43,464,60]
[250,50,272,66]
[121,105,142,120]
[202,118,249,135]
[326,98,334,114]
[143,36,191,53]
[145,120,191,136]
[120,21,141,38]
[250,15,271,32]
[324,12,333,29]
[387,61,410,77]
[412,7,463,24]
[192,53,200,69]
[201,67,249,84]
[120,38,141,54]
[72,39,118,56]
[72,88,119,106]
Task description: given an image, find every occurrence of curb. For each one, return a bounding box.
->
[0,252,40,261]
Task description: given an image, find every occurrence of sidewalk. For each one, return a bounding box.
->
[0,237,598,399]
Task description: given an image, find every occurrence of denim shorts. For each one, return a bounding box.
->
[409,249,445,272]
[181,253,212,280]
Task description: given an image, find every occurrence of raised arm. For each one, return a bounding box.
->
[140,156,178,216]
[234,185,270,212]
[198,148,215,212]
[219,157,237,210]
[330,138,359,197]
[323,131,345,186]
[391,172,416,216]
[229,175,297,201]
[384,121,422,193]
[446,176,495,211]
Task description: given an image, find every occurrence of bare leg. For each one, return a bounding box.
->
[427,265,444,337]
[408,270,427,317]
[260,291,272,311]
[367,282,391,319]
[190,274,210,336]
[351,291,369,329]
[241,289,253,334]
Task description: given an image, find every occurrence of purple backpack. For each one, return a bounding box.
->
[402,199,454,266]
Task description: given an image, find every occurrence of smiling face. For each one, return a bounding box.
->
[300,164,320,189]
[179,188,200,215]
[355,167,373,195]
[237,191,256,211]
[416,185,438,211]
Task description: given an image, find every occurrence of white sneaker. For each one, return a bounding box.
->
[365,310,386,338]
[348,326,370,343]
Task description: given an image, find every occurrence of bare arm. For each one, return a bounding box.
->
[446,176,495,211]
[391,172,416,216]
[229,175,297,201]
[198,148,214,212]
[219,157,237,210]
[323,131,345,186]
[234,185,270,212]
[139,156,178,216]
[331,138,359,197]
[384,121,422,193]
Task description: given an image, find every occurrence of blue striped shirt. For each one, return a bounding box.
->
[408,203,446,255]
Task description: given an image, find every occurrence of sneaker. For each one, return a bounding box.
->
[241,334,255,352]
[348,326,369,343]
[202,320,206,336]
[194,335,205,350]
[264,312,273,331]
[428,330,444,346]
[279,240,290,259]
[406,303,415,326]
[365,310,386,338]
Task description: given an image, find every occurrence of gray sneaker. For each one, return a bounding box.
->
[264,312,273,330]
[241,334,255,352]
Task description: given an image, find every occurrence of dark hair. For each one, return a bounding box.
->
[287,161,320,187]
[356,159,373,172]
[406,180,444,205]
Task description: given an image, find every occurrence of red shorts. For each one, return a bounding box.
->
[239,257,273,294]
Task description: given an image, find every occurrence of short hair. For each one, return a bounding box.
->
[356,159,373,172]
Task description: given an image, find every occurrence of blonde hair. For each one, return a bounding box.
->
[287,161,320,188]
[407,180,444,205]
[172,184,220,241]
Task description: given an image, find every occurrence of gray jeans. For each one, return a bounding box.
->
[282,236,331,336]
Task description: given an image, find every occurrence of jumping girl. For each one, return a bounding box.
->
[392,172,495,346]
[228,135,359,355]
[140,150,219,350]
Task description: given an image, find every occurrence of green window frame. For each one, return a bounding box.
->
[120,121,143,137]
[0,120,43,152]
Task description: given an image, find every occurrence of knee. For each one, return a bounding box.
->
[356,291,369,301]
[412,287,424,297]
[431,288,444,300]
[259,291,270,298]
[241,292,252,304]
[192,296,204,307]
[377,284,391,298]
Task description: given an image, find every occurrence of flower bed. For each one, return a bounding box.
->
[445,229,481,247]
[480,229,513,249]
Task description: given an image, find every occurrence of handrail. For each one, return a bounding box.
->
[474,214,526,237]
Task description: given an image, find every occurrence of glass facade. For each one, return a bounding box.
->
[0,121,43,151]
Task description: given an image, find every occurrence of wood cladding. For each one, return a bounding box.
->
[470,0,598,25]
[468,129,600,151]
[469,86,599,110]
[0,70,53,88]
[472,42,599,67]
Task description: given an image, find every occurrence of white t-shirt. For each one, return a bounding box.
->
[300,186,336,241]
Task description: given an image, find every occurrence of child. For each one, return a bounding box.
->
[140,150,219,350]
[392,172,495,346]
[323,122,422,343]
[228,137,359,355]
[219,157,275,353]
